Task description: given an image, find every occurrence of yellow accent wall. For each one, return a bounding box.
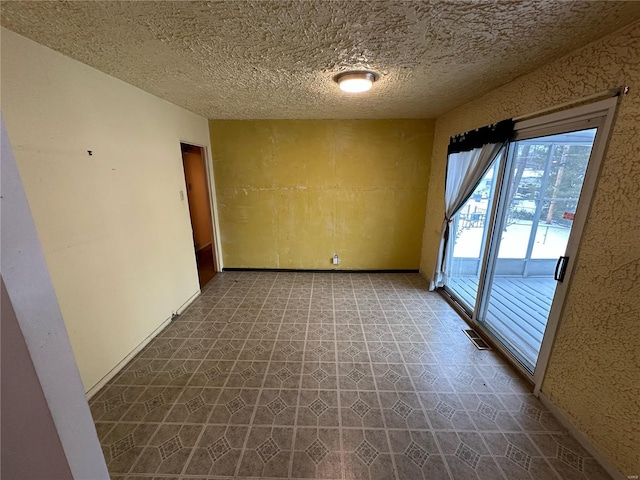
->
[210,120,434,270]
[421,22,640,476]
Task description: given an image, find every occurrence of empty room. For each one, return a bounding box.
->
[1,2,639,480]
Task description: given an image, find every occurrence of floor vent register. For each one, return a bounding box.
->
[463,329,491,350]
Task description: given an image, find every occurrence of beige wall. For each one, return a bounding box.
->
[421,21,640,475]
[1,28,212,392]
[210,119,434,270]
[2,116,109,478]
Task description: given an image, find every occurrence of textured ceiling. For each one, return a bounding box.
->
[2,1,640,119]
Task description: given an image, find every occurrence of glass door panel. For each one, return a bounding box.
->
[479,128,597,372]
[444,160,500,312]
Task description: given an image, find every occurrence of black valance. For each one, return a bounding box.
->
[447,119,515,155]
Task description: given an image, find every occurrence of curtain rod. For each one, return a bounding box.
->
[513,86,629,122]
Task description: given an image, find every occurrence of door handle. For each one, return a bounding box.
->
[554,256,569,283]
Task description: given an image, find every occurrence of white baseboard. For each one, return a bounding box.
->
[538,392,625,480]
[176,289,202,316]
[85,289,201,400]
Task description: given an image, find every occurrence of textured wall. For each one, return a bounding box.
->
[420,22,640,475]
[211,119,434,269]
[1,29,211,391]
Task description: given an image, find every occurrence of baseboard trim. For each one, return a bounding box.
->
[85,289,201,400]
[538,392,625,480]
[222,268,420,273]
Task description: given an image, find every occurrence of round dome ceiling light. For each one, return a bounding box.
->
[334,71,378,93]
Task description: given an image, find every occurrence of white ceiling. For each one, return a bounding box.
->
[2,1,640,119]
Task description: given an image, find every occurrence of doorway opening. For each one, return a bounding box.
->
[181,143,217,288]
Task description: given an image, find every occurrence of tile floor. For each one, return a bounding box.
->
[90,272,612,480]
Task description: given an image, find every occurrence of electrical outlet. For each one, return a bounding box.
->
[332,253,339,265]
[171,311,179,320]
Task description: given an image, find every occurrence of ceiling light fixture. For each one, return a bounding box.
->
[334,71,377,93]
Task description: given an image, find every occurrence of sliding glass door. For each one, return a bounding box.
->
[445,159,500,311]
[478,129,597,371]
[444,98,618,379]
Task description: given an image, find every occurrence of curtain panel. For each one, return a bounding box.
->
[430,120,514,290]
